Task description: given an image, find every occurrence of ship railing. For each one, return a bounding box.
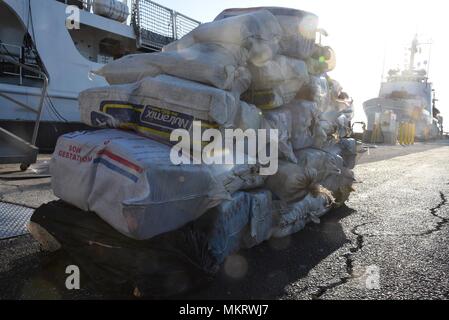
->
[0,43,23,85]
[131,0,200,50]
[60,0,200,50]
[0,42,45,86]
[0,55,48,146]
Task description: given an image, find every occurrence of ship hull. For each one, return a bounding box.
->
[0,120,93,152]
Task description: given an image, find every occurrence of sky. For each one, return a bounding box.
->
[155,0,448,130]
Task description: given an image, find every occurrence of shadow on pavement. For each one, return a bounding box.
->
[0,205,356,300]
[181,205,356,300]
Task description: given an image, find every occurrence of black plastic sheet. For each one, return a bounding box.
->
[31,201,218,298]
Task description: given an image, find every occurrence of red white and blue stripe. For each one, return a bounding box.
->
[93,150,143,183]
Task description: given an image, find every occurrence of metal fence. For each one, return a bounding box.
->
[132,0,200,50]
[61,0,200,51]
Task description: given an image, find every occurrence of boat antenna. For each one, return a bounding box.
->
[409,34,418,71]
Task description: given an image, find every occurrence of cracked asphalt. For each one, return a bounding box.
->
[1,141,449,299]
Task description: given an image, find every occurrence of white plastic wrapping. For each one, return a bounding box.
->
[295,147,354,204]
[243,79,304,110]
[271,193,332,238]
[324,138,358,170]
[262,108,297,163]
[242,56,308,110]
[214,7,319,60]
[270,8,318,59]
[242,189,273,248]
[94,43,251,95]
[79,75,262,144]
[308,76,331,112]
[50,129,263,240]
[286,100,325,150]
[265,160,320,204]
[248,55,309,89]
[167,10,282,65]
[295,148,342,182]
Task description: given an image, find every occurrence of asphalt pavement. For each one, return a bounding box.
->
[1,141,448,299]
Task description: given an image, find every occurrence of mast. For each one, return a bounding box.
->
[408,34,418,71]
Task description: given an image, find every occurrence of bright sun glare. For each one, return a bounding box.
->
[157,0,448,131]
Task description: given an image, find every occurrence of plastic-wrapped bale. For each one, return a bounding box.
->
[196,192,252,264]
[248,55,309,88]
[242,56,309,110]
[262,108,297,163]
[324,138,358,170]
[94,43,252,96]
[50,129,264,240]
[286,100,327,150]
[295,148,355,205]
[324,167,355,206]
[295,148,343,183]
[165,10,282,65]
[265,160,322,204]
[297,75,331,113]
[243,79,304,110]
[306,46,337,75]
[214,7,319,60]
[242,189,273,248]
[79,75,262,144]
[271,193,333,238]
[218,164,266,195]
[320,110,353,139]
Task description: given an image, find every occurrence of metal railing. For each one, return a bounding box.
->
[0,43,23,85]
[132,0,200,50]
[60,0,200,50]
[0,42,45,85]
[0,55,48,146]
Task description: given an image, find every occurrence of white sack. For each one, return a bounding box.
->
[51,129,262,240]
[271,193,332,238]
[307,76,331,112]
[248,55,309,89]
[265,160,321,204]
[94,43,251,95]
[171,10,282,65]
[243,79,303,110]
[295,148,342,182]
[214,7,319,60]
[262,108,297,163]
[286,100,325,150]
[79,75,262,143]
[295,148,355,204]
[324,138,357,169]
[242,189,274,248]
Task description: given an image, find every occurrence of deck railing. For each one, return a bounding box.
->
[62,0,200,50]
[132,0,200,50]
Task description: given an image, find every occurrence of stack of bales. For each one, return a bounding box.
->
[50,8,356,265]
